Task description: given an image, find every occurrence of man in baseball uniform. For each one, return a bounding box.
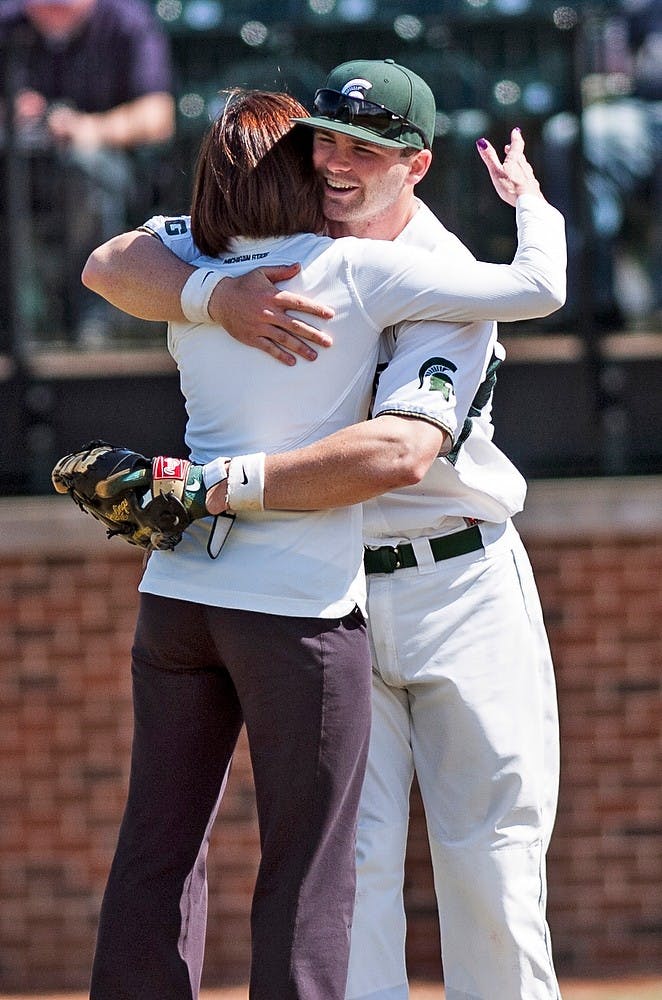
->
[84,61,565,1000]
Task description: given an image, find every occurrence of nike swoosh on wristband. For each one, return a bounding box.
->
[242,466,248,485]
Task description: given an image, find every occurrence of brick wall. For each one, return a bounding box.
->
[1,480,661,991]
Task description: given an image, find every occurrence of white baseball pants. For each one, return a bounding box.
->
[346,520,562,1000]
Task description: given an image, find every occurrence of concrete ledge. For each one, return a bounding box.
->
[1,332,661,384]
[500,331,662,364]
[2,477,661,556]
[28,347,177,379]
[0,495,144,558]
[0,347,177,382]
[513,476,662,538]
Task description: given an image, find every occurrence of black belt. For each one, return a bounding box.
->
[364,525,483,575]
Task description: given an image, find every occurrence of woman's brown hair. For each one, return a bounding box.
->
[190,89,326,256]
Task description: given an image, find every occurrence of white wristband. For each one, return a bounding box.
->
[226,453,266,512]
[202,457,229,489]
[180,268,225,324]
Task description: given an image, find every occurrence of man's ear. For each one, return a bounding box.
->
[407,148,433,186]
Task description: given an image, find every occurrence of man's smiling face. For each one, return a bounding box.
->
[312,129,431,240]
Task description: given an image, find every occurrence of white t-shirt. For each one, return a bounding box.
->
[138,197,565,617]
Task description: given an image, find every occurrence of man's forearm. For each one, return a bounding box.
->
[206,415,447,514]
[82,231,192,321]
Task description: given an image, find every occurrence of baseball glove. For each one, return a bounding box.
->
[51,441,209,551]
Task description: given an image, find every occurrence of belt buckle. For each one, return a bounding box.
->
[381,545,401,573]
[366,544,403,574]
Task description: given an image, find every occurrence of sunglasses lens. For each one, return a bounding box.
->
[313,89,341,116]
[313,90,396,136]
[351,111,393,132]
[311,90,428,147]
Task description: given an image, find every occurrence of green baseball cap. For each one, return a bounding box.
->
[293,58,436,151]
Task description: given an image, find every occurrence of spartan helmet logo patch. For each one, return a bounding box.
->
[341,78,373,99]
[418,357,457,402]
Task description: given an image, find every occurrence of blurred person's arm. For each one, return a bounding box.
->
[48,92,174,149]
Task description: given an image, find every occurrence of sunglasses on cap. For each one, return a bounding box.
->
[312,89,430,149]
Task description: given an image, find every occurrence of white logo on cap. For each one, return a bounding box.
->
[341,78,373,99]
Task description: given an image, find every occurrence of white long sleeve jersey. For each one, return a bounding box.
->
[138,195,566,617]
[363,197,565,543]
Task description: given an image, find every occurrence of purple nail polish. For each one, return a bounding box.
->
[476,138,488,150]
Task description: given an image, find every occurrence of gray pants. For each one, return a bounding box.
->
[90,593,372,1000]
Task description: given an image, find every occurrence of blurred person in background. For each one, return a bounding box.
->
[543,0,661,330]
[0,0,175,347]
[623,0,661,326]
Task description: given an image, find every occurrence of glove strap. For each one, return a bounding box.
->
[152,457,208,520]
[152,456,191,501]
[202,456,229,489]
[180,268,225,324]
